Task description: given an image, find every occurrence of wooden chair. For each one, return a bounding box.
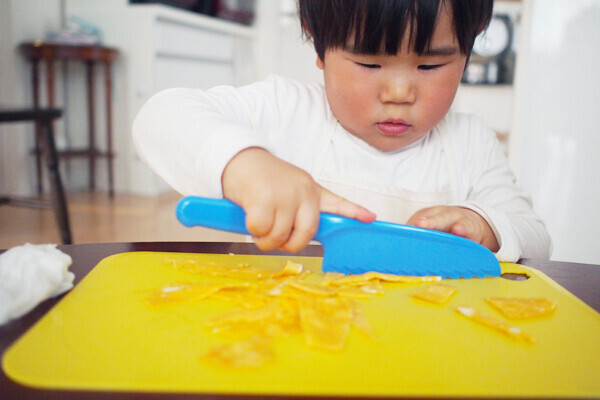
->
[0,108,72,244]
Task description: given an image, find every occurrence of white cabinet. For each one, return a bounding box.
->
[66,0,256,195]
[452,85,514,153]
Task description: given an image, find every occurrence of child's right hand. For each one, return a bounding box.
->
[221,148,376,252]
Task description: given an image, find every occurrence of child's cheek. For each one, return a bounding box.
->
[420,90,456,130]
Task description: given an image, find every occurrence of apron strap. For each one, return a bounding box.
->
[310,113,338,177]
[437,121,460,203]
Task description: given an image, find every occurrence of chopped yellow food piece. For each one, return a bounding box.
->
[327,271,442,286]
[272,260,304,278]
[320,272,346,286]
[206,290,246,304]
[350,305,376,340]
[456,306,535,343]
[208,287,273,309]
[205,299,300,338]
[287,280,337,297]
[413,284,457,304]
[144,282,204,305]
[336,285,382,299]
[144,282,252,305]
[203,336,274,368]
[298,297,353,351]
[172,260,287,280]
[485,297,557,319]
[205,304,275,327]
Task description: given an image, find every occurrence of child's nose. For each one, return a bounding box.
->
[380,78,416,104]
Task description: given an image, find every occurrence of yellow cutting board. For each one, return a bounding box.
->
[3,252,600,398]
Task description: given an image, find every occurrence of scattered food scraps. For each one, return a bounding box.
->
[144,282,253,305]
[413,283,457,304]
[163,258,306,280]
[146,259,440,367]
[298,296,353,351]
[485,297,557,319]
[203,336,275,368]
[456,306,535,343]
[324,271,442,286]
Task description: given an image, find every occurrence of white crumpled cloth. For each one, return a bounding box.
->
[0,243,74,326]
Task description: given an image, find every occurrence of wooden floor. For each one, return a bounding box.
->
[0,191,246,250]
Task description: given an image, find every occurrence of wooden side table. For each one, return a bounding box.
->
[19,42,118,197]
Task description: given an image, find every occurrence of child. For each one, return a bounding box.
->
[133,0,551,261]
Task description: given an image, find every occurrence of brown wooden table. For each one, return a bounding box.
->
[19,42,118,197]
[1,242,599,399]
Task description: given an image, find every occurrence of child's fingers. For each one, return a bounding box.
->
[408,207,480,241]
[408,206,499,251]
[247,199,320,252]
[407,207,449,230]
[448,221,469,237]
[244,203,276,238]
[250,205,296,251]
[319,189,376,222]
[278,202,320,253]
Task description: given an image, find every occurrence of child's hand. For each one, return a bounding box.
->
[222,148,376,252]
[406,206,500,252]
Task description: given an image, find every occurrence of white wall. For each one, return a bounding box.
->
[254,0,321,83]
[510,0,600,264]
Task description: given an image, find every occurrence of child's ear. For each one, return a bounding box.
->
[316,55,324,70]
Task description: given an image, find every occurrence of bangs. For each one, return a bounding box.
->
[349,0,440,55]
[300,0,493,59]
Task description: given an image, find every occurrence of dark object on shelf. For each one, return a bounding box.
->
[215,0,255,25]
[129,0,255,25]
[462,14,516,85]
[0,108,72,244]
[130,0,212,13]
[20,42,118,197]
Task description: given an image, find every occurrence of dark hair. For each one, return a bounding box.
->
[298,0,493,60]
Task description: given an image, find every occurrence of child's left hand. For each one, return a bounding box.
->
[406,206,500,252]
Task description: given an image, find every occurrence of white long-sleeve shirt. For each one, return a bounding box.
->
[133,75,551,261]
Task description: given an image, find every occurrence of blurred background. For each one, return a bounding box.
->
[1,0,599,264]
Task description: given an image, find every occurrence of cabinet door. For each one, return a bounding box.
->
[154,19,237,90]
[155,56,234,90]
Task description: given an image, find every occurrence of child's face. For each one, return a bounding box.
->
[316,4,467,152]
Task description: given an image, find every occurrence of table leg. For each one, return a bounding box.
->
[104,61,114,198]
[32,60,43,195]
[46,60,55,108]
[40,116,72,244]
[45,60,56,196]
[86,61,96,191]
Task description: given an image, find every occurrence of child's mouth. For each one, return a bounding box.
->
[376,119,411,136]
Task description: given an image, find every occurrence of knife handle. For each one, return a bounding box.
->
[176,196,348,241]
[176,196,250,235]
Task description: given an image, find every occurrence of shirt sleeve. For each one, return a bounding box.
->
[132,77,312,198]
[451,115,552,261]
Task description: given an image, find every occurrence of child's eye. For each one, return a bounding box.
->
[357,63,381,69]
[418,64,443,71]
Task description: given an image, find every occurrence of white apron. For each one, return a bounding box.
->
[312,114,460,224]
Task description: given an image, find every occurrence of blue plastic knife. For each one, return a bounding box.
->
[176,196,501,279]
